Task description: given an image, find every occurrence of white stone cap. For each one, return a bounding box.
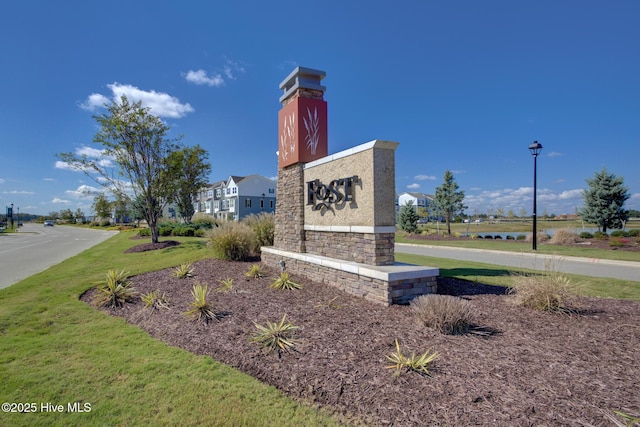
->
[304,139,399,169]
[279,66,326,103]
[261,247,439,282]
[304,225,396,233]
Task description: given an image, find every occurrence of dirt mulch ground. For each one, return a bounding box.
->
[81,251,640,427]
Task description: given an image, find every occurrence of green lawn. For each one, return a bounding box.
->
[1,228,638,427]
[395,253,640,300]
[396,233,640,263]
[0,231,344,427]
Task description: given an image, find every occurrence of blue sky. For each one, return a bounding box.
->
[1,0,639,217]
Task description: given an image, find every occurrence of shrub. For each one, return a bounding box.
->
[159,224,174,236]
[192,213,218,229]
[628,229,640,237]
[525,232,551,243]
[270,272,302,290]
[594,231,608,240]
[99,219,111,227]
[549,229,579,245]
[184,283,218,323]
[609,237,626,248]
[207,222,253,261]
[172,225,196,237]
[516,234,526,240]
[245,264,265,279]
[141,289,170,310]
[385,339,438,377]
[508,262,577,312]
[138,227,151,237]
[506,235,515,240]
[484,235,494,239]
[410,294,475,335]
[172,262,194,279]
[243,212,275,252]
[610,230,628,238]
[217,278,233,293]
[579,231,593,239]
[93,269,137,308]
[251,314,299,356]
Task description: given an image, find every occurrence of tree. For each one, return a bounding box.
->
[434,170,467,235]
[59,96,181,243]
[60,208,74,221]
[167,145,211,223]
[579,167,629,232]
[74,208,85,223]
[398,201,419,233]
[93,194,112,219]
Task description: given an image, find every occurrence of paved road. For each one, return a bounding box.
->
[0,223,118,289]
[396,243,640,282]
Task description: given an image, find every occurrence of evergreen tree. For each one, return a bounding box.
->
[398,200,419,233]
[579,167,629,232]
[434,170,467,235]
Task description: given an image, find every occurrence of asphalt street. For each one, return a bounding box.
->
[396,243,640,282]
[0,223,118,289]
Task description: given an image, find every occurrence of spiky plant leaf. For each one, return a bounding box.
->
[270,272,302,290]
[172,262,194,279]
[386,339,438,377]
[251,314,299,356]
[93,269,136,308]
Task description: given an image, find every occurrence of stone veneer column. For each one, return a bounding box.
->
[273,67,327,254]
[274,164,305,253]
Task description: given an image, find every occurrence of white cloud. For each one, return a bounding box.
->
[185,59,245,86]
[631,193,640,200]
[558,189,583,199]
[184,69,224,87]
[414,175,436,181]
[43,178,55,182]
[0,178,5,184]
[547,152,563,157]
[407,183,421,190]
[80,83,194,119]
[77,146,104,158]
[65,185,102,199]
[52,198,71,205]
[80,93,110,111]
[4,190,35,195]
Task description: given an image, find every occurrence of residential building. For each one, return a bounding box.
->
[194,174,277,221]
[397,192,435,221]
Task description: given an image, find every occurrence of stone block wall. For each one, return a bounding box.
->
[304,231,395,265]
[262,250,437,306]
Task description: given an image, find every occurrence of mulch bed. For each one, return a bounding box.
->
[81,247,640,426]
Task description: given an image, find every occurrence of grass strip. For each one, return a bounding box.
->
[0,231,344,427]
[395,253,640,300]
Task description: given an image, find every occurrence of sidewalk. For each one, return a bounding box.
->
[395,243,640,282]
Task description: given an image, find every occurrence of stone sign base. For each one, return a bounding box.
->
[261,247,438,306]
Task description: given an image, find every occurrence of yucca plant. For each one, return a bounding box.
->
[217,278,233,293]
[184,283,217,323]
[141,289,170,310]
[270,272,302,290]
[251,314,299,356]
[386,339,439,377]
[245,264,265,279]
[172,262,194,279]
[93,269,136,308]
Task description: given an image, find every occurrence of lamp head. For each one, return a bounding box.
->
[528,141,543,157]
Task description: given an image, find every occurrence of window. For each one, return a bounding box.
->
[260,199,264,209]
[268,188,275,194]
[270,200,274,208]
[226,188,230,195]
[245,199,252,208]
[232,187,237,194]
[215,189,221,197]
[208,190,213,197]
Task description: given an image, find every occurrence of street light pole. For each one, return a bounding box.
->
[528,141,543,250]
